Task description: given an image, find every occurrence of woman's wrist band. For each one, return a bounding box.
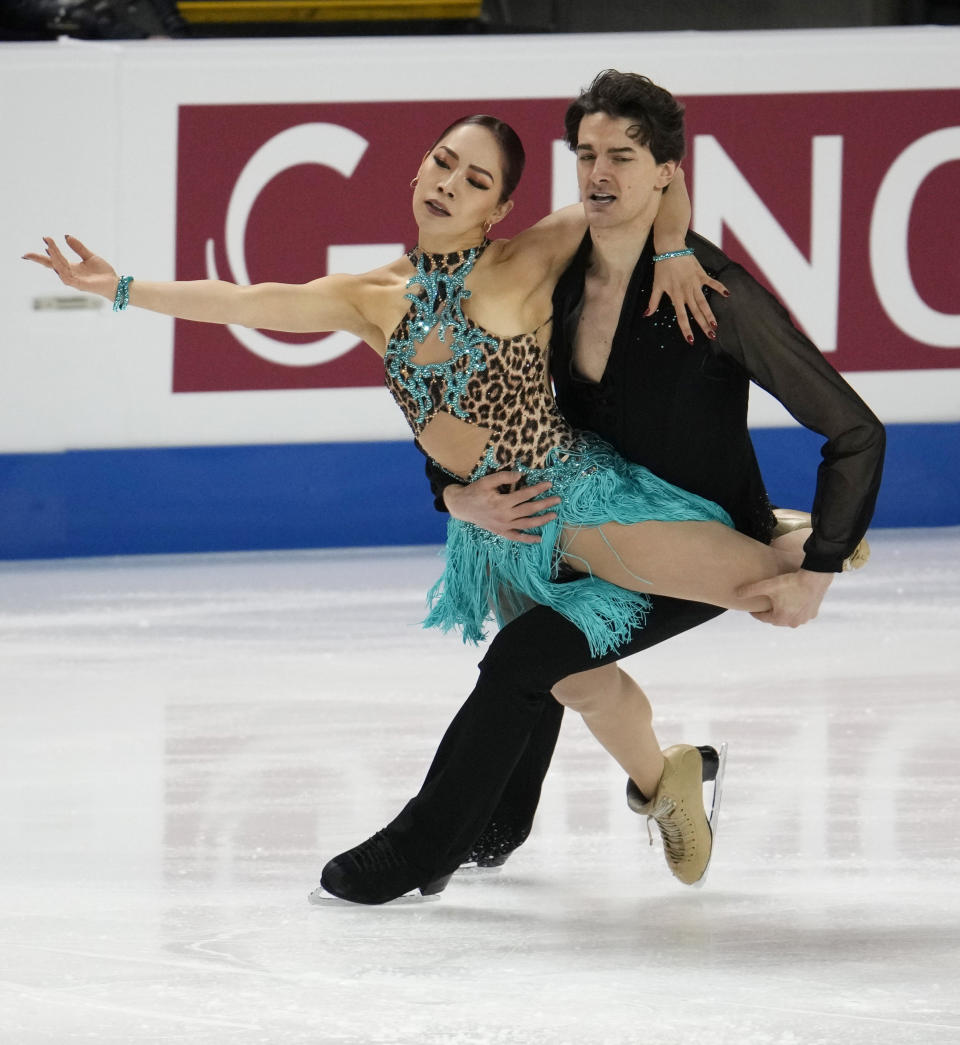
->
[112,275,134,312]
[652,248,694,262]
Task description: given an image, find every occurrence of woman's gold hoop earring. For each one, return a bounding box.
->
[410,177,419,189]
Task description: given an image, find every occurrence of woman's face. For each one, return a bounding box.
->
[413,123,513,240]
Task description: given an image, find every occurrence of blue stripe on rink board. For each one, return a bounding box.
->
[0,422,957,560]
[0,442,448,560]
[751,422,959,529]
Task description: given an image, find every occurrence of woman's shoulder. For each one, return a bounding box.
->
[499,205,585,259]
[336,254,413,310]
[352,253,413,285]
[483,206,586,295]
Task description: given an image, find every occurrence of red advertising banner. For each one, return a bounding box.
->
[174,91,960,394]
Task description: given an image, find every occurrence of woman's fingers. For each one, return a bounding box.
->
[64,234,93,260]
[684,265,721,338]
[43,236,69,267]
[690,289,718,337]
[673,300,695,344]
[652,256,733,343]
[41,237,69,279]
[23,235,104,290]
[644,287,663,318]
[671,281,725,341]
[21,252,54,269]
[707,276,730,298]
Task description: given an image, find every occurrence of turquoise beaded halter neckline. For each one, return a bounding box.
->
[385,239,499,429]
[405,238,490,272]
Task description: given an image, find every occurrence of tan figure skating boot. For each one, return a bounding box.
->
[627,744,712,886]
[771,508,870,571]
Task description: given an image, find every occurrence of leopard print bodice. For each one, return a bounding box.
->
[383,242,574,480]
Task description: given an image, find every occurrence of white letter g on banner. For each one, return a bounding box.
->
[205,122,398,367]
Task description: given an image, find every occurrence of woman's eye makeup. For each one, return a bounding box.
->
[433,155,490,190]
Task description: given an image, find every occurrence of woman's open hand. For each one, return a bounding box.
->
[22,236,118,300]
[645,252,729,344]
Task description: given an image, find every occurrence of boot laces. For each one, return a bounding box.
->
[645,794,690,864]
[345,830,406,875]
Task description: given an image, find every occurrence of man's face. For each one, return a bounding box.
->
[575,112,676,230]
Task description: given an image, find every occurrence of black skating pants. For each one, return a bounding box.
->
[386,595,725,875]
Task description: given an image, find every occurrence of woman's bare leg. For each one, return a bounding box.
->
[552,664,664,796]
[549,521,813,887]
[550,523,811,794]
[547,524,809,799]
[769,526,812,560]
[561,519,807,611]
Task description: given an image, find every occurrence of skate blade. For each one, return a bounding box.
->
[307,886,443,907]
[455,862,504,876]
[692,740,728,891]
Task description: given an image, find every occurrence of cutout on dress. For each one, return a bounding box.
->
[419,412,493,480]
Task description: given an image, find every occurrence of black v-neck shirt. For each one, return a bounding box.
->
[429,231,884,574]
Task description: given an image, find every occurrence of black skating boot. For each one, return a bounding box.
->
[312,830,452,905]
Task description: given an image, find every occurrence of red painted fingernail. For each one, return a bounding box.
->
[687,335,695,344]
[643,309,651,317]
[708,330,717,340]
[723,290,731,297]
[710,320,718,329]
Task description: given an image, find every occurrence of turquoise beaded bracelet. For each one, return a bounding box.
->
[112,275,134,312]
[652,248,694,262]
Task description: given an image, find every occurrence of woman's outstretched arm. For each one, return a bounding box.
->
[23,235,379,341]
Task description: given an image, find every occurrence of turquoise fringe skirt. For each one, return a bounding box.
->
[424,433,733,658]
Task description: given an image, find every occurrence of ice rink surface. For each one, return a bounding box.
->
[1,528,958,1045]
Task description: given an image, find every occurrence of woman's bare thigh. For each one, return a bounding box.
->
[560,520,791,613]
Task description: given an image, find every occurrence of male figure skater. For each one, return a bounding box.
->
[317,70,884,904]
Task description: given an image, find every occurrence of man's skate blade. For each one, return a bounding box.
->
[455,862,504,876]
[307,886,443,907]
[692,740,727,891]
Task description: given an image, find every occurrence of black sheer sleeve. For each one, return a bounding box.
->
[702,248,885,572]
[425,457,467,514]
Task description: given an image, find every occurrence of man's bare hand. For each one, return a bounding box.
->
[736,569,834,628]
[443,472,560,543]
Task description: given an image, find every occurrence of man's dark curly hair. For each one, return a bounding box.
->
[564,70,686,164]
